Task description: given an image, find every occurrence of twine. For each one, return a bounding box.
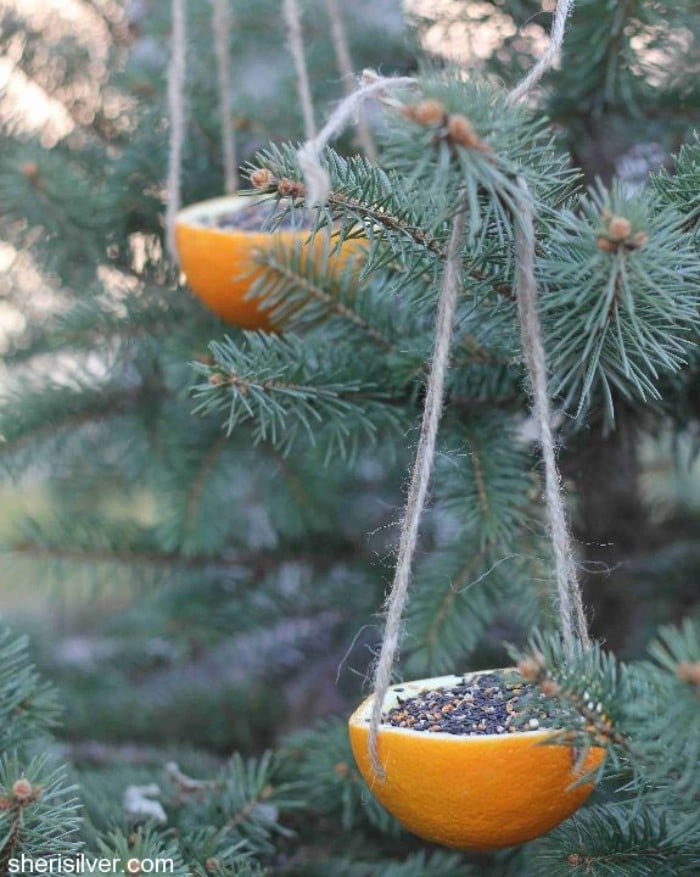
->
[368,204,467,778]
[165,0,187,261]
[297,73,417,205]
[211,0,238,193]
[513,178,590,655]
[508,0,574,103]
[283,0,316,141]
[323,0,377,162]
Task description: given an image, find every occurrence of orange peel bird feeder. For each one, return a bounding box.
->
[274,0,603,852]
[167,0,366,330]
[348,672,605,851]
[174,192,363,330]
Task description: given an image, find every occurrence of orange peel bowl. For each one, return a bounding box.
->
[175,194,364,330]
[348,671,605,851]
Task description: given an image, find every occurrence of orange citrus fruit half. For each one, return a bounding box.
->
[175,194,364,330]
[348,671,605,850]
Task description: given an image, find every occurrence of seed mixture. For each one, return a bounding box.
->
[383,672,560,736]
[215,199,312,232]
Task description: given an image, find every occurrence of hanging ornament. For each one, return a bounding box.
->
[166,0,369,329]
[268,0,601,849]
[348,671,605,850]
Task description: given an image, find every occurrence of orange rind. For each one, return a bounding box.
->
[348,670,605,850]
[175,194,364,329]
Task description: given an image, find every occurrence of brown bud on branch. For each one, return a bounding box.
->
[250,168,276,190]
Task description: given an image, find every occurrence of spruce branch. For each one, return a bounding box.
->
[191,333,403,461]
[653,134,700,243]
[434,414,533,546]
[250,243,397,349]
[539,184,700,423]
[0,754,81,872]
[182,753,300,858]
[247,147,516,301]
[530,801,700,877]
[282,719,401,836]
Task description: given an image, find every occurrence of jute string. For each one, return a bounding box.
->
[513,178,590,655]
[165,0,187,260]
[211,0,238,193]
[283,0,316,141]
[323,0,377,163]
[368,204,467,777]
[508,0,574,103]
[296,74,417,205]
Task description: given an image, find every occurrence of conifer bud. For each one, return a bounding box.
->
[205,859,219,874]
[277,177,305,198]
[567,853,584,866]
[208,372,225,385]
[446,114,490,153]
[22,161,40,183]
[607,216,632,241]
[517,657,541,681]
[250,168,276,190]
[12,778,34,802]
[540,678,561,697]
[629,230,648,250]
[676,660,700,686]
[334,761,350,777]
[405,98,446,127]
[596,235,617,253]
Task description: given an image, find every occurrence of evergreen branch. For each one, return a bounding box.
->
[434,414,534,546]
[539,183,700,423]
[181,435,229,545]
[282,719,402,836]
[248,145,516,300]
[0,754,81,870]
[0,630,62,749]
[0,381,141,465]
[404,541,536,677]
[515,637,630,751]
[191,753,300,857]
[251,244,397,349]
[192,333,403,461]
[530,802,700,877]
[327,188,516,301]
[653,134,700,242]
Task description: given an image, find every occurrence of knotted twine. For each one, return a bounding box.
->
[508,0,574,103]
[296,73,418,206]
[323,0,377,163]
